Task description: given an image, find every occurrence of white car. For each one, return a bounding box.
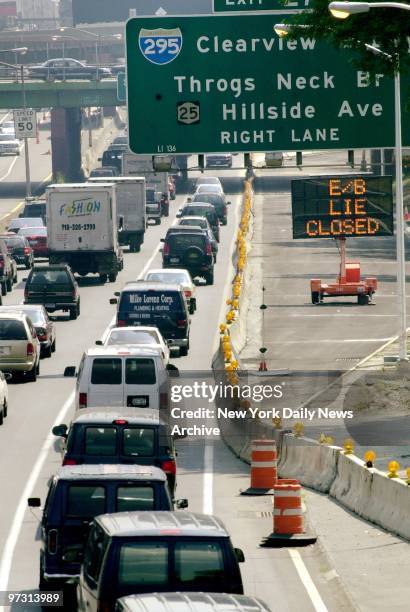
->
[0,134,20,156]
[100,326,174,363]
[195,176,222,190]
[0,121,16,136]
[195,183,224,196]
[0,370,9,425]
[144,268,197,314]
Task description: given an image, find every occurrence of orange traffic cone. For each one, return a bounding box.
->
[240,439,277,495]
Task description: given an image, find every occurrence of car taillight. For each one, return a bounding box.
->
[177,319,186,328]
[184,290,192,298]
[163,243,170,256]
[27,343,34,356]
[23,247,31,254]
[161,459,176,476]
[206,242,212,256]
[71,289,76,298]
[79,393,87,409]
[117,319,126,327]
[63,458,77,466]
[48,529,58,555]
[160,392,168,409]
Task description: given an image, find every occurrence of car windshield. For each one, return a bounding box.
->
[182,207,217,222]
[19,227,47,237]
[0,319,27,340]
[107,329,159,346]
[146,272,188,284]
[29,269,70,287]
[193,194,224,206]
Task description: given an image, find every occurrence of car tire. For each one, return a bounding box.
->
[109,272,117,283]
[25,260,32,270]
[43,344,52,358]
[1,282,6,296]
[3,399,7,418]
[51,338,56,353]
[69,307,78,320]
[358,294,369,305]
[13,272,17,283]
[99,273,107,284]
[205,270,214,285]
[179,346,188,357]
[6,278,12,292]
[0,408,3,426]
[27,365,37,382]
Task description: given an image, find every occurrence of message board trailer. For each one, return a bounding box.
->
[291,175,393,304]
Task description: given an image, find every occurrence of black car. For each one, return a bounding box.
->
[77,512,244,610]
[27,464,186,591]
[24,264,80,319]
[162,226,215,285]
[89,166,119,178]
[192,192,230,226]
[52,408,178,494]
[19,200,47,224]
[178,203,220,242]
[100,149,124,173]
[206,153,233,168]
[28,58,111,81]
[1,234,33,269]
[110,281,191,355]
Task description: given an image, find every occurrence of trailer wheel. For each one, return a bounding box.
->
[358,294,369,305]
[311,291,320,304]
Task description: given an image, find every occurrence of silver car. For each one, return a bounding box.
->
[0,312,40,381]
[0,134,20,156]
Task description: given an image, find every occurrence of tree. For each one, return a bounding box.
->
[282,0,410,77]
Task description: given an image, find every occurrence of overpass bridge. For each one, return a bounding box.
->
[0,79,123,182]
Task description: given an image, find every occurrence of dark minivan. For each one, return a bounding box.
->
[52,408,178,495]
[110,282,190,356]
[27,464,186,591]
[77,512,245,611]
[24,264,80,319]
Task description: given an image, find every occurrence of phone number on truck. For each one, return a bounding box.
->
[61,223,96,231]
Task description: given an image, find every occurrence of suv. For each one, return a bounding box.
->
[206,153,232,168]
[24,264,80,319]
[52,408,178,494]
[192,193,230,226]
[116,593,271,612]
[0,238,15,295]
[111,282,191,355]
[2,234,34,269]
[0,312,41,380]
[162,227,214,285]
[178,204,220,242]
[19,200,47,223]
[77,512,245,610]
[177,216,218,262]
[27,464,186,591]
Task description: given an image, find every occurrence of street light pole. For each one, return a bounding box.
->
[328,0,409,359]
[20,64,31,198]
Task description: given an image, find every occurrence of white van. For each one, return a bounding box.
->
[64,346,178,411]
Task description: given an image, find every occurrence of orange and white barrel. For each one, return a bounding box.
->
[250,439,277,490]
[273,479,303,534]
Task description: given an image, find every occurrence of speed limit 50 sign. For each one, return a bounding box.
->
[13,109,37,139]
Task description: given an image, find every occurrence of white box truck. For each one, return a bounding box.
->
[122,152,170,217]
[88,176,146,252]
[46,183,123,283]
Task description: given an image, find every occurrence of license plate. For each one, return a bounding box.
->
[128,313,142,319]
[0,347,10,355]
[170,257,179,263]
[127,395,149,407]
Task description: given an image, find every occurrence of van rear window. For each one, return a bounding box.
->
[119,291,183,315]
[123,427,155,457]
[167,234,205,250]
[0,320,27,340]
[116,486,154,512]
[175,542,225,587]
[67,485,106,518]
[91,358,122,384]
[125,358,156,385]
[118,542,168,587]
[85,427,117,456]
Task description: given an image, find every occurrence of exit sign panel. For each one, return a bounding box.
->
[291,175,394,239]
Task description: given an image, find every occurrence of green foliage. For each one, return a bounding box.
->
[281,0,410,77]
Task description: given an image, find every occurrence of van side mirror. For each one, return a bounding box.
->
[109,298,118,305]
[97,157,102,161]
[234,548,245,563]
[176,498,188,509]
[160,238,164,242]
[64,366,76,377]
[166,363,179,376]
[52,424,68,437]
[95,340,103,346]
[118,215,124,231]
[27,497,41,508]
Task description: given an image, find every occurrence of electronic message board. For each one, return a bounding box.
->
[291,175,393,239]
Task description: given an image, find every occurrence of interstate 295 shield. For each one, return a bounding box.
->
[138,28,183,65]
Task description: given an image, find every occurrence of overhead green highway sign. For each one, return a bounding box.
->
[125,14,409,155]
[213,0,310,11]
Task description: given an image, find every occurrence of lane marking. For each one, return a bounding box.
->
[0,172,53,221]
[0,391,74,592]
[202,441,214,515]
[266,338,392,344]
[288,549,328,612]
[0,154,20,183]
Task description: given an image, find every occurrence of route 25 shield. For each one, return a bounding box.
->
[138,28,183,65]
